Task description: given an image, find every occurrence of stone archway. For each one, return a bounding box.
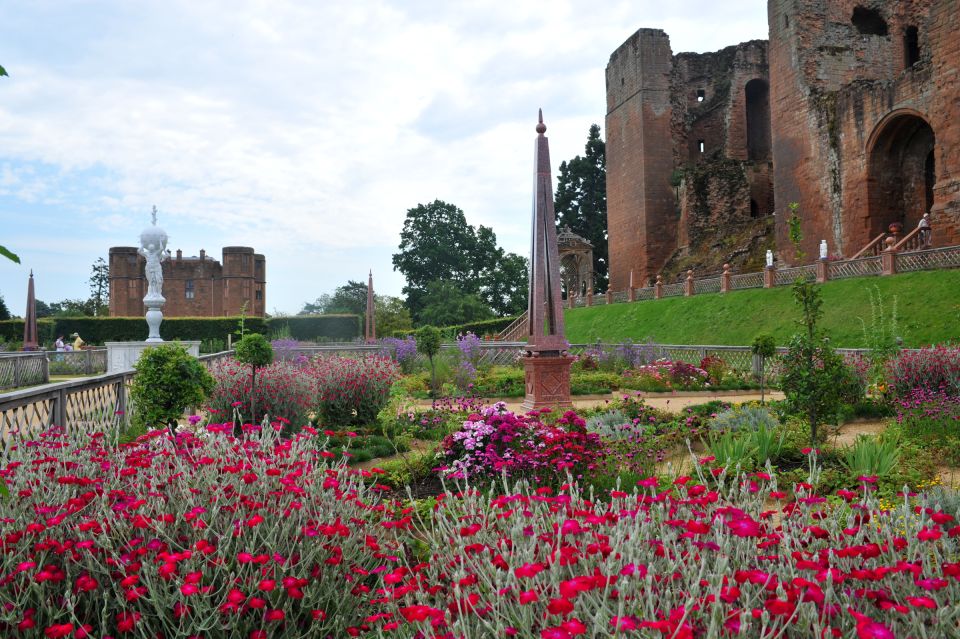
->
[557,227,594,298]
[867,111,936,238]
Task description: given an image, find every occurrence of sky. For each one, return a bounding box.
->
[0,0,769,316]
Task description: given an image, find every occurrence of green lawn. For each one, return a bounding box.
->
[564,270,960,347]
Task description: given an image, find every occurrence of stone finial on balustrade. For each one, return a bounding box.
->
[628,270,636,302]
[606,289,613,304]
[720,263,731,293]
[881,236,898,276]
[684,270,695,297]
[654,275,663,299]
[568,293,575,309]
[586,289,593,307]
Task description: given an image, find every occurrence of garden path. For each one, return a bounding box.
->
[491,391,786,415]
[829,419,888,447]
[353,438,436,472]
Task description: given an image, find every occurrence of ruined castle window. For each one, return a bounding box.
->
[696,89,705,102]
[698,140,705,154]
[185,279,195,300]
[745,79,771,161]
[904,26,920,67]
[925,150,936,213]
[851,7,888,36]
[255,289,263,301]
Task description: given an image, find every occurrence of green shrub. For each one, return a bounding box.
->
[129,343,214,430]
[416,326,442,396]
[708,406,780,433]
[570,371,621,395]
[842,433,901,480]
[706,431,757,469]
[234,333,274,425]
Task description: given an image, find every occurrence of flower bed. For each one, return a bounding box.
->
[2,424,960,638]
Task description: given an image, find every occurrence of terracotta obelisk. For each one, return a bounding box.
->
[23,270,39,351]
[365,270,376,343]
[521,110,573,411]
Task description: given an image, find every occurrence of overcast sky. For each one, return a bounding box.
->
[0,0,768,316]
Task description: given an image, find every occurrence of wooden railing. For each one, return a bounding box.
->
[850,232,889,259]
[0,352,49,390]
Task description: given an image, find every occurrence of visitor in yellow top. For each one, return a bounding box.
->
[70,333,85,351]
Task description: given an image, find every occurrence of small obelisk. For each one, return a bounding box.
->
[22,270,38,351]
[521,110,573,411]
[365,270,376,343]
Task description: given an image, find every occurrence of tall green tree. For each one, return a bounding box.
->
[554,124,607,291]
[418,281,492,328]
[375,295,413,336]
[0,293,10,321]
[88,257,110,316]
[393,200,527,323]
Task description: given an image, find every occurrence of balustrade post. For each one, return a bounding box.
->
[816,258,829,283]
[606,289,612,304]
[764,265,776,288]
[751,353,762,378]
[720,264,731,293]
[43,353,50,384]
[654,275,663,299]
[13,357,21,389]
[684,270,695,297]
[55,388,67,427]
[84,349,93,374]
[586,290,593,307]
[117,377,128,424]
[881,237,898,276]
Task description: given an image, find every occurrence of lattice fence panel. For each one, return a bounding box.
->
[64,383,122,431]
[612,291,629,304]
[694,277,721,295]
[661,282,685,298]
[775,265,816,286]
[731,271,764,290]
[0,400,53,446]
[896,247,960,273]
[636,287,655,301]
[829,257,882,280]
[0,355,47,390]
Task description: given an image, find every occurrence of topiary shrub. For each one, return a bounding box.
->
[416,325,442,396]
[129,343,214,431]
[234,333,274,426]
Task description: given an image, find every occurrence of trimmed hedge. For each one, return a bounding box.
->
[391,316,520,340]
[0,314,360,346]
[269,315,360,342]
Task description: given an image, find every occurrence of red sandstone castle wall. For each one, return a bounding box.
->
[605,29,676,291]
[108,247,265,318]
[769,0,960,259]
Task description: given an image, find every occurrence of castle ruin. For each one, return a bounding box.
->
[605,0,960,290]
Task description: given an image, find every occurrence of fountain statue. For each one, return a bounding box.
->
[106,206,200,372]
[139,206,170,342]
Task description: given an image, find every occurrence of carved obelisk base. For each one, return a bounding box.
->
[520,354,574,412]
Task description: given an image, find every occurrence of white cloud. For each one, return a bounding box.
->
[0,0,768,312]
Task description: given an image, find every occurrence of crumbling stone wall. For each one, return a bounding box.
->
[606,0,959,286]
[769,0,959,260]
[606,34,773,289]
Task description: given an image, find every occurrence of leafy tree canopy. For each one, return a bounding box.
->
[0,293,10,321]
[555,124,608,291]
[392,200,527,323]
[417,280,493,328]
[88,257,109,316]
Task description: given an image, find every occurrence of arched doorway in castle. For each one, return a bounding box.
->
[745,79,771,161]
[867,112,936,237]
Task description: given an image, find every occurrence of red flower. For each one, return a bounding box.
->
[44,624,74,639]
[547,598,574,616]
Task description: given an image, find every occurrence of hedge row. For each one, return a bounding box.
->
[390,315,520,340]
[0,314,360,346]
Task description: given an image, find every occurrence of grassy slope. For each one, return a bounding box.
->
[564,269,960,347]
